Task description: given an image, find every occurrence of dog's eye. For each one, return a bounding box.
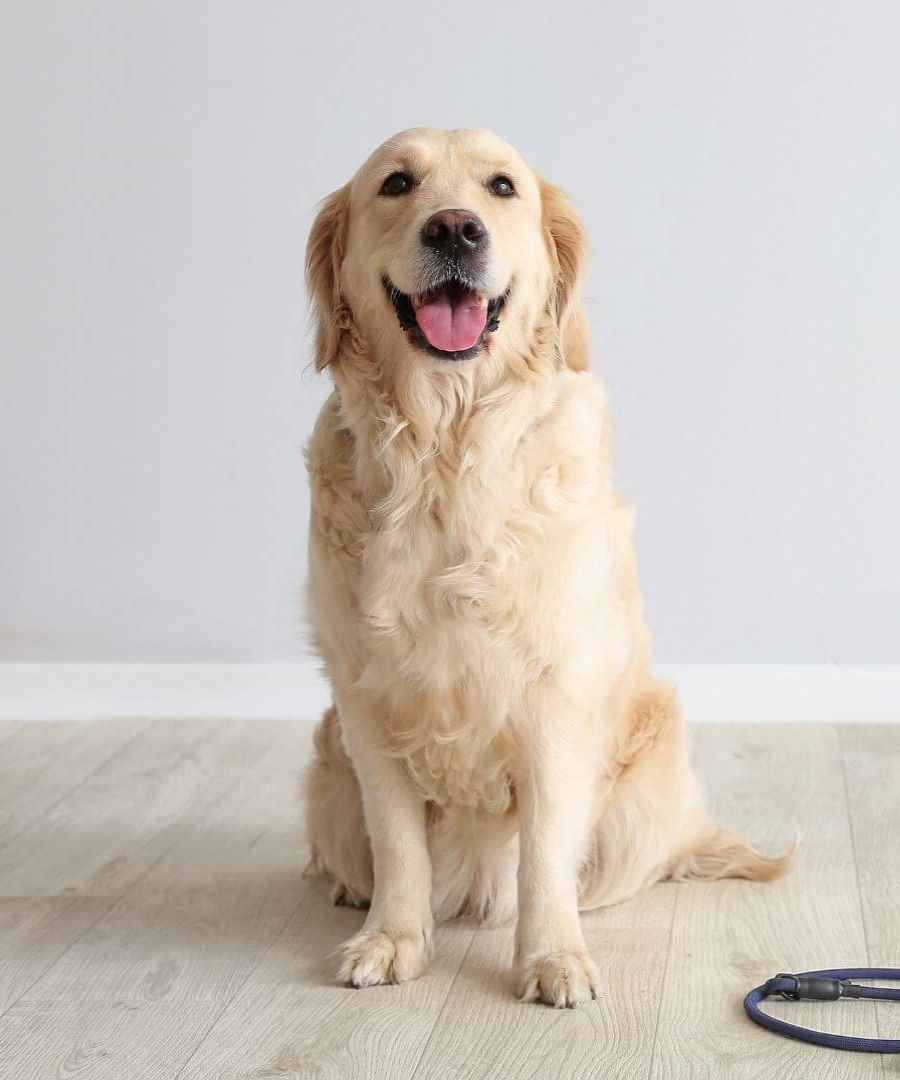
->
[490,175,516,198]
[381,172,413,197]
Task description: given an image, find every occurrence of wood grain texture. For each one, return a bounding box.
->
[0,1001,224,1080]
[841,723,900,1074]
[26,722,307,1004]
[0,718,152,848]
[0,718,279,898]
[413,886,676,1080]
[650,724,882,1079]
[175,877,478,1080]
[0,897,115,1013]
[0,720,22,747]
[0,719,894,1080]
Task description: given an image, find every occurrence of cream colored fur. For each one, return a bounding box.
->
[303,128,787,1007]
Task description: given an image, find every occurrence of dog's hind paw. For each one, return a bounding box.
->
[331,882,370,910]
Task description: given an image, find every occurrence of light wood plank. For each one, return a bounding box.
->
[172,878,477,1079]
[0,1001,223,1080]
[0,897,115,1014]
[0,718,152,848]
[0,718,891,1077]
[650,724,882,1078]
[0,721,22,748]
[841,723,900,1064]
[0,719,282,898]
[26,723,309,1003]
[412,886,674,1080]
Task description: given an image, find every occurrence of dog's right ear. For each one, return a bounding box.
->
[306,183,351,372]
[540,178,589,372]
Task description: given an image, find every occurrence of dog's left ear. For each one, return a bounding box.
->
[306,183,351,372]
[540,179,589,372]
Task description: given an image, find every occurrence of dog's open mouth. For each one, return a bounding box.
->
[384,276,508,361]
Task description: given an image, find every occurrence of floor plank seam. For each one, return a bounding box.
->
[0,895,119,1020]
[837,725,888,1078]
[837,728,876,971]
[1,721,286,1025]
[0,722,23,751]
[645,885,680,1080]
[82,718,289,915]
[408,926,479,1080]
[170,886,315,1080]
[0,718,156,857]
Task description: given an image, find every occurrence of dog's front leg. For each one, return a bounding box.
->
[335,700,433,988]
[514,696,601,1007]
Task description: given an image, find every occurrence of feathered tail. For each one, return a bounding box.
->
[668,826,792,884]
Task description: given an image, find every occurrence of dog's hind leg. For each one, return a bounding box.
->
[304,703,373,907]
[579,679,788,909]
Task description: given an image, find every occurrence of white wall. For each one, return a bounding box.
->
[2,1,898,664]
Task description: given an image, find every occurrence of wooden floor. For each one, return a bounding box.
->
[0,719,897,1079]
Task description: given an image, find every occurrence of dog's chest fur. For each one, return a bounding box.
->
[308,376,608,811]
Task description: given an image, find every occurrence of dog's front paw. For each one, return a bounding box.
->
[337,928,429,988]
[516,949,601,1008]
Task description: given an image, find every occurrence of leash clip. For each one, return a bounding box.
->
[774,973,861,1001]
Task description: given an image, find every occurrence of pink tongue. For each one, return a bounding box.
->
[414,291,488,353]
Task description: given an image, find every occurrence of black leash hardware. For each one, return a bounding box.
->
[744,967,900,1053]
[774,973,863,1001]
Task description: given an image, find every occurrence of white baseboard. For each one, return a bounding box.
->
[0,662,898,723]
[0,662,330,722]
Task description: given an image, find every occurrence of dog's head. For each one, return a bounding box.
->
[307,128,588,376]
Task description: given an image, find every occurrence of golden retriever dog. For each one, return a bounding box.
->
[303,128,786,1007]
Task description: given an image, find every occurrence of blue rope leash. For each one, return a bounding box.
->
[744,968,900,1053]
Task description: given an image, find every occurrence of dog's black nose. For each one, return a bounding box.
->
[421,209,487,256]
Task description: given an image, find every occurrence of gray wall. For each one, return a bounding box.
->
[2,2,898,663]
